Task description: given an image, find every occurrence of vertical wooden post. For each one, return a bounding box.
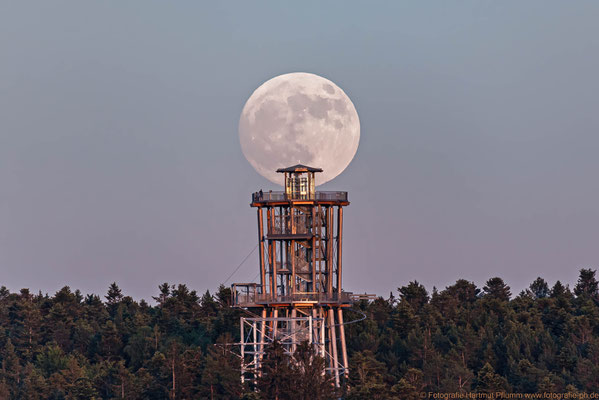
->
[291,308,297,353]
[291,239,296,295]
[337,308,349,377]
[309,315,313,344]
[337,207,343,294]
[290,206,296,295]
[324,310,331,364]
[319,205,325,292]
[270,208,277,298]
[284,172,289,197]
[259,308,267,368]
[240,319,245,384]
[327,206,334,294]
[266,208,273,298]
[252,320,258,384]
[311,206,316,292]
[273,308,278,340]
[318,309,325,358]
[257,208,266,295]
[279,209,284,294]
[290,205,295,234]
[328,309,340,387]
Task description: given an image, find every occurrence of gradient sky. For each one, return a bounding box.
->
[2,1,599,301]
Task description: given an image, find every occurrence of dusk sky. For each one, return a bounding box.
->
[2,1,599,301]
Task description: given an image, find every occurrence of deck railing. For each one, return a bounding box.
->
[231,284,353,306]
[252,191,348,203]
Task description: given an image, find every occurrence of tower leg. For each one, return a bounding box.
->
[240,319,245,384]
[291,308,297,352]
[328,309,340,387]
[319,309,326,358]
[253,320,258,384]
[258,308,267,374]
[272,308,278,340]
[338,308,349,378]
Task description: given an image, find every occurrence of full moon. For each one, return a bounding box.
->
[239,72,360,185]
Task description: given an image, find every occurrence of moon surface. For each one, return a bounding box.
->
[239,72,360,186]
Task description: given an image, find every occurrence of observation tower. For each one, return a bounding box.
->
[231,164,358,386]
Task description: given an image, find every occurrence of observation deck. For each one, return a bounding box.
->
[251,191,349,206]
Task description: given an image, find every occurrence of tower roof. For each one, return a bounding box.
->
[276,164,323,173]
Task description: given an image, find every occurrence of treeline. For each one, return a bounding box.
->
[1,269,599,399]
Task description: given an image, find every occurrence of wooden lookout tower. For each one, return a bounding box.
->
[231,164,353,386]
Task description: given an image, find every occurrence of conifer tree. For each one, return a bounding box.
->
[398,281,429,311]
[106,282,124,305]
[529,277,550,299]
[256,340,294,400]
[483,277,511,301]
[574,268,598,299]
[201,334,242,399]
[475,362,508,392]
[291,341,338,400]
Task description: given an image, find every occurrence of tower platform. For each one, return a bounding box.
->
[231,284,354,308]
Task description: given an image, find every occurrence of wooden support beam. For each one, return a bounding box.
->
[250,320,258,384]
[291,239,296,295]
[312,207,316,292]
[291,308,297,353]
[337,207,343,294]
[279,209,284,293]
[259,308,267,371]
[328,308,340,387]
[327,206,334,294]
[257,208,266,292]
[338,308,349,378]
[266,208,273,298]
[270,208,277,298]
[240,319,245,384]
[273,308,278,339]
[319,309,326,359]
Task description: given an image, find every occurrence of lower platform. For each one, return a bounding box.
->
[231,289,354,308]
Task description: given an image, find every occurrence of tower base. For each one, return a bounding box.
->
[239,306,348,387]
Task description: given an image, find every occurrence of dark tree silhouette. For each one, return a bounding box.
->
[0,270,598,398]
[483,277,511,301]
[574,268,598,299]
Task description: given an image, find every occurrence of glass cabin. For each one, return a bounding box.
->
[276,164,323,200]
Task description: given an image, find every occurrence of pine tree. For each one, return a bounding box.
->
[475,362,508,392]
[574,268,598,299]
[346,350,392,400]
[256,340,294,400]
[529,277,550,299]
[483,277,511,301]
[179,347,204,399]
[0,339,22,398]
[391,378,418,400]
[19,362,48,400]
[106,282,124,305]
[398,281,429,311]
[35,344,68,378]
[201,334,242,399]
[291,341,338,400]
[153,283,172,306]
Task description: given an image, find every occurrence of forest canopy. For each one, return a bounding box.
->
[1,269,599,399]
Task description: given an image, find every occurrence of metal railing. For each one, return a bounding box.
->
[252,191,348,203]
